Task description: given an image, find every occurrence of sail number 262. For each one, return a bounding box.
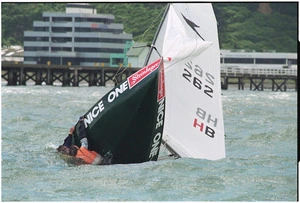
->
[182,62,214,98]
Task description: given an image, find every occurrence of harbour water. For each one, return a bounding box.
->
[1,85,297,201]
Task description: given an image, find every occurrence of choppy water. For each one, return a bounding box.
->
[1,85,297,201]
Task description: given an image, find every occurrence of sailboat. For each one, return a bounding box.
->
[67,3,225,164]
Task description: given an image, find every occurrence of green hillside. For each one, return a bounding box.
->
[1,2,297,52]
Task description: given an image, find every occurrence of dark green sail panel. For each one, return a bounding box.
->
[73,59,165,164]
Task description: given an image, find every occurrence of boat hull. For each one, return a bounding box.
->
[73,59,165,164]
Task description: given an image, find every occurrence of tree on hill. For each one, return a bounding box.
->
[213,2,297,52]
[1,2,297,52]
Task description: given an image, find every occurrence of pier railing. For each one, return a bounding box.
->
[221,65,297,77]
[220,65,297,91]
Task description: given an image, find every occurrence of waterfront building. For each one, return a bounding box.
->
[126,42,149,68]
[23,3,132,67]
[220,49,297,69]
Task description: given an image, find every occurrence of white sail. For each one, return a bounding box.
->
[147,3,225,160]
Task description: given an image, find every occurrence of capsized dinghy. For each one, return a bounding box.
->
[72,59,166,164]
[67,3,225,164]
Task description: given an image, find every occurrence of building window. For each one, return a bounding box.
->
[40,57,59,65]
[43,17,49,22]
[224,58,254,64]
[79,57,109,63]
[37,37,49,41]
[52,27,72,33]
[36,47,49,51]
[52,17,72,22]
[24,47,35,51]
[51,47,72,52]
[51,37,72,43]
[24,47,48,51]
[75,17,113,24]
[74,27,122,34]
[34,27,49,32]
[24,36,49,41]
[111,58,123,66]
[74,47,123,53]
[74,37,99,42]
[256,58,286,64]
[24,37,36,41]
[74,37,127,43]
[288,59,297,65]
[24,57,37,62]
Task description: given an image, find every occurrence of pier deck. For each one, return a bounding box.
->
[1,62,139,87]
[1,62,297,91]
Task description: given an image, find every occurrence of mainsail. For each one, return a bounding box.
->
[146,3,226,160]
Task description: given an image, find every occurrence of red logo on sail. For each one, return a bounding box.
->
[128,59,161,89]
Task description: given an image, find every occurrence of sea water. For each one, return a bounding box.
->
[1,85,297,201]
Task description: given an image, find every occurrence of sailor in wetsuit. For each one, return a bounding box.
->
[57,116,103,165]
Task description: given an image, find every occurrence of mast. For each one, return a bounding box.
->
[161,139,181,158]
[143,3,170,66]
[143,3,180,158]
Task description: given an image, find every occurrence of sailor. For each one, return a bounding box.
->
[56,126,76,155]
[57,116,103,165]
[76,116,88,148]
[69,145,103,165]
[61,126,75,148]
[58,116,86,149]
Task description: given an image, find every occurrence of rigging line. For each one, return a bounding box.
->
[136,18,159,43]
[112,64,123,85]
[113,4,168,84]
[113,42,163,84]
[112,65,123,85]
[134,44,162,60]
[136,4,168,43]
[112,56,130,85]
[113,67,128,84]
[144,3,170,67]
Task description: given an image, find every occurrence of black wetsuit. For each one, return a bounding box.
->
[62,134,72,148]
[62,120,87,148]
[77,119,87,141]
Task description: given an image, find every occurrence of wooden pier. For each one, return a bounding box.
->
[1,62,298,91]
[1,62,139,87]
[221,66,297,91]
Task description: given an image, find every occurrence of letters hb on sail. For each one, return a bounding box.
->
[128,59,161,89]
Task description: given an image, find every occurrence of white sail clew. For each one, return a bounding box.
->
[147,3,225,160]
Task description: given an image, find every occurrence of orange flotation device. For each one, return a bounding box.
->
[75,147,103,165]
